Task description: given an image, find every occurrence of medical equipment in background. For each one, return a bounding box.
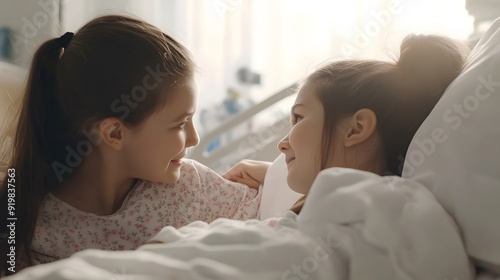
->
[199,66,262,154]
[188,83,296,174]
[199,87,256,155]
[0,27,11,62]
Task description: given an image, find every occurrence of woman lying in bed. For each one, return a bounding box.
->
[224,34,470,215]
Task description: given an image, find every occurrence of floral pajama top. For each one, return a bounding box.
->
[29,159,262,267]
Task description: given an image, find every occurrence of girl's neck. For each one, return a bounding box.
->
[52,152,136,216]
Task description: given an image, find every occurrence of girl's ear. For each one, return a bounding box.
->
[343,108,377,148]
[98,118,125,150]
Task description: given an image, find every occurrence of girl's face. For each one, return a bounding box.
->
[123,78,199,184]
[278,83,347,194]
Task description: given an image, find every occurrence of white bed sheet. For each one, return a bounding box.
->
[7,167,475,280]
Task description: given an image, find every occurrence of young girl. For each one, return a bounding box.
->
[225,34,470,214]
[0,15,262,274]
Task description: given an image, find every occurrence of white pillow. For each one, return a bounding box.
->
[259,153,302,220]
[403,18,500,273]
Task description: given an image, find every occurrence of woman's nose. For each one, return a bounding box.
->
[278,134,290,153]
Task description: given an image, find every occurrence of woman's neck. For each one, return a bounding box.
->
[52,151,136,216]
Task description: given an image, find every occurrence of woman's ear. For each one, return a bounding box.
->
[98,118,125,150]
[343,108,377,148]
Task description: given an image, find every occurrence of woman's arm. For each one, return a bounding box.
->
[222,159,272,189]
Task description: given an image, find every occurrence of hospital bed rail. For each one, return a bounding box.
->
[188,83,297,173]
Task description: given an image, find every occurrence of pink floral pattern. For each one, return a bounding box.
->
[31,159,262,265]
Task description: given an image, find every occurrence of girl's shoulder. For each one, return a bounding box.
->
[137,159,228,194]
[180,158,212,172]
[134,159,207,193]
[175,158,221,181]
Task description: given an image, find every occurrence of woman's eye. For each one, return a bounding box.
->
[291,114,303,125]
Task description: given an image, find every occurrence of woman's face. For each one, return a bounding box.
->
[279,83,383,194]
[278,83,353,194]
[278,83,329,194]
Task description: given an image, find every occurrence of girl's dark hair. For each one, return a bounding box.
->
[0,15,195,274]
[290,34,470,215]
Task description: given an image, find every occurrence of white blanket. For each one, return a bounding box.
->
[7,168,474,280]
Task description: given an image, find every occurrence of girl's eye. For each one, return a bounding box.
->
[177,121,187,129]
[291,114,303,125]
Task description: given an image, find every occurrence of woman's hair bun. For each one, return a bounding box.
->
[397,34,470,91]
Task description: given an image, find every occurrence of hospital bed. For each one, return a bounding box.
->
[3,17,500,280]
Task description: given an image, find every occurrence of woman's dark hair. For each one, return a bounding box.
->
[0,14,195,274]
[290,34,470,214]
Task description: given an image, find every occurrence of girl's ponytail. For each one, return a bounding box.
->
[27,32,74,165]
[0,32,73,275]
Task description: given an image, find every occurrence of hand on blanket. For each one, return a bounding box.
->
[223,159,272,189]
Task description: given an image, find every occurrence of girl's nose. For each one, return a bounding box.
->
[186,122,200,148]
